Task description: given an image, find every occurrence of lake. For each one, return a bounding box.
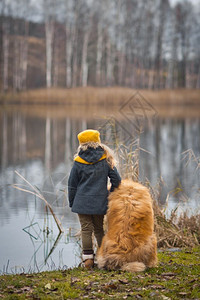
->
[0,99,200,274]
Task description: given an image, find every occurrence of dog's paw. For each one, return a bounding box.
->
[96,255,106,269]
[121,262,146,272]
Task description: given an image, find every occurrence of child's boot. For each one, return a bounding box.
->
[82,253,94,269]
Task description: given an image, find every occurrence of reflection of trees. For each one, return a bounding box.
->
[2,112,8,171]
[140,118,200,204]
[45,117,51,173]
[0,111,87,221]
[0,111,200,219]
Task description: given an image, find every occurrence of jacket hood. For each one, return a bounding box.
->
[78,146,105,163]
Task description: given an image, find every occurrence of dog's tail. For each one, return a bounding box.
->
[121,262,146,272]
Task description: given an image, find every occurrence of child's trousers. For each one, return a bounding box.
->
[78,214,104,255]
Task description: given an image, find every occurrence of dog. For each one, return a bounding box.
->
[97,179,158,272]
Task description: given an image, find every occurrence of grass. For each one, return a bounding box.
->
[0,248,199,299]
[154,201,200,248]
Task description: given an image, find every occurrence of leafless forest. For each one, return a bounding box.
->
[0,0,200,91]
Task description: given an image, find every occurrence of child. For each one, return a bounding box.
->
[68,129,121,269]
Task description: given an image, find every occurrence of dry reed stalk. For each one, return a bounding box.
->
[151,184,200,248]
[12,170,64,233]
[119,141,200,248]
[117,140,140,181]
[182,149,200,170]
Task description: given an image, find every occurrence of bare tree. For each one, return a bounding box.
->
[153,0,169,89]
[96,19,103,85]
[52,24,61,87]
[44,0,55,88]
[166,8,179,89]
[11,0,30,91]
[65,0,75,88]
[71,1,79,88]
[80,2,92,87]
[20,19,29,90]
[176,1,195,88]
[2,10,9,91]
[0,0,200,91]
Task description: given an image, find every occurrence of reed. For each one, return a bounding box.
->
[117,136,200,248]
[12,171,64,233]
[1,87,200,106]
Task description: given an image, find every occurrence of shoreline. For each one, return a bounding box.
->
[0,87,200,105]
[0,247,199,299]
[0,87,200,120]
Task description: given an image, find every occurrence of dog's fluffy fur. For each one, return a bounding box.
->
[97,179,158,272]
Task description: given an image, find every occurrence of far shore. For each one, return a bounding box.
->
[0,87,199,105]
[0,87,200,119]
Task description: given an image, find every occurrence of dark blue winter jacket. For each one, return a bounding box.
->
[68,146,121,215]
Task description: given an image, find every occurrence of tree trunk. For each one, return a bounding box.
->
[106,38,112,85]
[180,32,187,88]
[53,32,59,87]
[13,20,20,91]
[72,32,78,87]
[196,64,200,89]
[2,19,9,91]
[118,47,125,86]
[20,20,29,90]
[96,23,103,86]
[45,19,54,88]
[65,24,73,88]
[153,0,167,89]
[81,31,89,87]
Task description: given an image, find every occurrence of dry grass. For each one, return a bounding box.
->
[1,86,200,105]
[117,137,200,249]
[0,87,129,105]
[147,172,200,248]
[153,200,200,248]
[1,87,200,119]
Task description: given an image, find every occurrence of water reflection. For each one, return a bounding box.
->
[0,105,200,273]
[1,108,199,204]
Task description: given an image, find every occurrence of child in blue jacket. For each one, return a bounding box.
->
[68,129,121,269]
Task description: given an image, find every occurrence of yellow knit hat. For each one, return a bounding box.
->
[77,129,101,144]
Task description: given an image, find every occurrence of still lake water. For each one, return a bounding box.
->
[0,102,200,274]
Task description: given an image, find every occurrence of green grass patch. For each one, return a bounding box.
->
[0,248,199,299]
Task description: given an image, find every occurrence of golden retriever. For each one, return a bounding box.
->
[97,179,158,272]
